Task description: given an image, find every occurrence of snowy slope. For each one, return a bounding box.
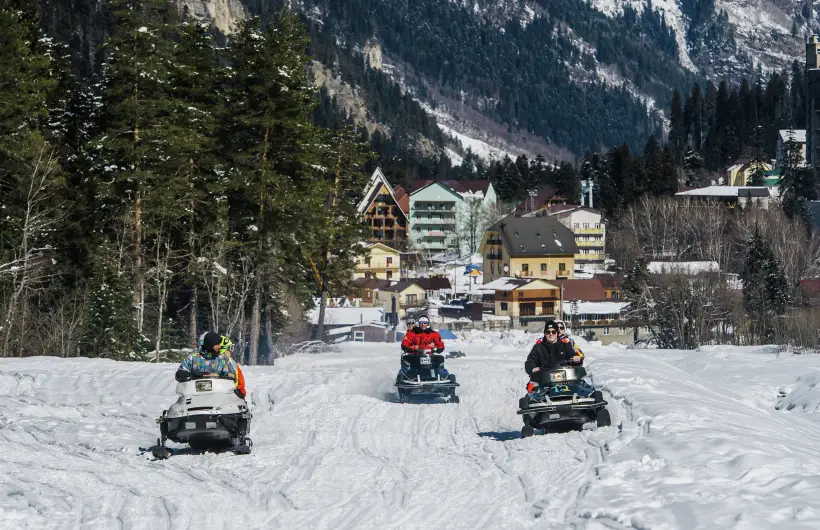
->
[4,340,820,528]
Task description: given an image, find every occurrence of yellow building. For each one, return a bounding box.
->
[354,243,401,281]
[725,160,773,186]
[373,280,427,319]
[482,277,562,331]
[480,214,578,284]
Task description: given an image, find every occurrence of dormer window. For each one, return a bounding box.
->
[536,232,541,238]
[515,232,520,238]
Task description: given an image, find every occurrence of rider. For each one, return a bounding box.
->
[525,320,582,393]
[176,331,238,384]
[400,317,420,353]
[400,315,449,379]
[217,335,247,399]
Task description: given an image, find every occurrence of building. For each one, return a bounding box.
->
[357,168,409,251]
[562,301,633,345]
[809,201,820,233]
[482,277,561,331]
[515,185,567,215]
[407,180,497,257]
[480,214,578,284]
[526,205,607,272]
[594,273,622,299]
[725,160,773,186]
[775,129,807,168]
[674,186,771,209]
[414,277,453,301]
[409,182,462,256]
[348,278,391,306]
[350,322,394,343]
[353,243,402,281]
[806,36,820,178]
[374,280,427,322]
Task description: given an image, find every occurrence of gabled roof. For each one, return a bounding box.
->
[594,272,621,290]
[358,242,401,254]
[351,278,392,290]
[488,214,578,256]
[414,277,452,290]
[409,181,464,201]
[357,168,409,221]
[675,186,770,198]
[393,186,410,214]
[561,279,608,301]
[481,277,530,291]
[380,280,422,293]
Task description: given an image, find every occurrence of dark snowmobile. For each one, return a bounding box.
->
[149,377,252,459]
[395,349,459,403]
[517,365,610,438]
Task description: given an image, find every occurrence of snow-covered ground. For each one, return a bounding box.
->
[4,337,820,528]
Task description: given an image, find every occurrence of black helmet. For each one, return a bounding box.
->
[544,320,559,334]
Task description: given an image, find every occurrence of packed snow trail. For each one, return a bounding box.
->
[0,341,617,529]
[5,339,820,529]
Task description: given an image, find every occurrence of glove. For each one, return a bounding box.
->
[571,355,582,364]
[531,367,541,372]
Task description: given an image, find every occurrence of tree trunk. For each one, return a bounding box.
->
[315,280,328,342]
[190,287,198,350]
[248,275,262,365]
[134,194,144,333]
[264,302,275,365]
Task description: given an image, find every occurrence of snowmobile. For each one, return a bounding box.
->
[150,376,252,459]
[517,365,610,438]
[395,349,460,403]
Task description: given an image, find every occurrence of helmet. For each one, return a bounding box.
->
[219,335,236,356]
[406,317,417,327]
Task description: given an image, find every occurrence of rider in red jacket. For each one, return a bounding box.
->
[406,315,444,353]
[401,317,420,353]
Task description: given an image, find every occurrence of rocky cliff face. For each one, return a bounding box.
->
[178,0,247,35]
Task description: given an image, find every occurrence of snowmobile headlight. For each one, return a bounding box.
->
[420,357,431,365]
[549,370,567,382]
[206,422,217,429]
[196,381,213,392]
[185,422,196,430]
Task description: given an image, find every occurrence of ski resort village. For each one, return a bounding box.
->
[7,0,820,528]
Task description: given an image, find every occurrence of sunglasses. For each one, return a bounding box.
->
[546,330,558,335]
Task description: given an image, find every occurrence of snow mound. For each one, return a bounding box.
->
[776,373,820,413]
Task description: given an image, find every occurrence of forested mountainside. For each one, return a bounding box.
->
[36,0,815,169]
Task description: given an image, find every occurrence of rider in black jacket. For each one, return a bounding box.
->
[525,320,581,378]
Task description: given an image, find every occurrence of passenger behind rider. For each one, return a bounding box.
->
[525,321,582,393]
[217,335,247,399]
[555,319,584,364]
[176,332,245,398]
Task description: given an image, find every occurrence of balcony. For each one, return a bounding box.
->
[574,227,604,235]
[413,203,455,212]
[413,217,456,225]
[576,239,605,248]
[485,253,503,261]
[575,253,605,261]
[486,238,503,246]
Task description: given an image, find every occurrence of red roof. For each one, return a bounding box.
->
[561,279,607,301]
[394,186,410,214]
[516,185,567,214]
[594,273,621,290]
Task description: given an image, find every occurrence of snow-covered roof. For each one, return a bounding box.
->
[307,307,385,326]
[481,277,530,291]
[647,261,719,275]
[779,129,806,143]
[563,301,628,316]
[675,186,770,198]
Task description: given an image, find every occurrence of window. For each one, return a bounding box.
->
[619,327,626,335]
[542,302,554,315]
[500,302,508,311]
[386,257,393,266]
[558,263,566,273]
[603,327,610,336]
[353,331,365,342]
[406,294,418,305]
[595,223,601,229]
[540,263,547,272]
[491,262,495,273]
[520,303,536,316]
[583,223,589,229]
[536,232,541,238]
[386,271,393,280]
[573,223,579,228]
[551,289,557,297]
[515,232,520,238]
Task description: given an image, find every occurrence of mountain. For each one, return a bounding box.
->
[39,0,815,166]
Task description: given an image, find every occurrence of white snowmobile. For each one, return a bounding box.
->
[150,377,252,459]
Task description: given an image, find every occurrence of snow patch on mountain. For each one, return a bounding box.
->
[438,123,518,162]
[590,0,697,71]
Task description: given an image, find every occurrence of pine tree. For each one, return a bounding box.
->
[741,224,789,343]
[747,125,766,186]
[622,256,653,343]
[779,129,816,221]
